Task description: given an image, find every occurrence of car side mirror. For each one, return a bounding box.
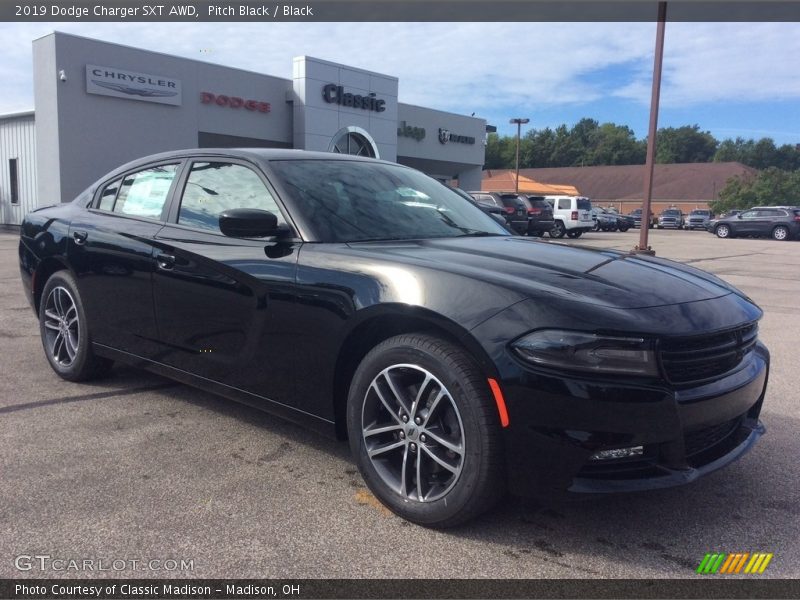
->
[219,208,284,238]
[737,214,742,219]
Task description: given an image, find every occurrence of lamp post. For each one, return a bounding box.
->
[510,118,530,193]
[634,1,667,255]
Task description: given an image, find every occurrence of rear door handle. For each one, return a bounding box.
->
[72,231,88,245]
[156,253,176,270]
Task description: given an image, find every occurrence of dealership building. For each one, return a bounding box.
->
[0,31,489,225]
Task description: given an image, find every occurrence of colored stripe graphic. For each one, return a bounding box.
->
[734,553,750,573]
[697,553,713,574]
[720,554,736,573]
[758,554,774,573]
[697,553,728,574]
[700,552,773,575]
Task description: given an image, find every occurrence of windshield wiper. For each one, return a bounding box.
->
[455,230,506,237]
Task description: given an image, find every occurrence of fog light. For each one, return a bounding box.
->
[590,446,644,461]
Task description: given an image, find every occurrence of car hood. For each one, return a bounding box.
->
[345,236,737,310]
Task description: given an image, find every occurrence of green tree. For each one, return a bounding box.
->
[655,125,718,163]
[484,132,515,169]
[586,123,646,165]
[549,124,583,167]
[711,167,800,214]
[520,127,562,167]
[713,137,800,170]
[713,137,753,163]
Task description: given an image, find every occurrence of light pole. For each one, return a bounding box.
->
[510,118,529,193]
[635,1,667,255]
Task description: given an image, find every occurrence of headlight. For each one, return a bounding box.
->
[512,330,659,377]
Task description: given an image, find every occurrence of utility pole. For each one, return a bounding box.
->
[510,118,530,193]
[634,1,667,255]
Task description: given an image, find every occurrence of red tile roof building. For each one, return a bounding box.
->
[483,162,757,214]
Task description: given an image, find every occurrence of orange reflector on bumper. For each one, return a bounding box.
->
[488,378,509,428]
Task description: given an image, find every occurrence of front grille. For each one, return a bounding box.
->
[684,416,742,457]
[659,323,758,385]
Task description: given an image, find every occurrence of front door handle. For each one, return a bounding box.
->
[72,231,88,245]
[156,253,176,270]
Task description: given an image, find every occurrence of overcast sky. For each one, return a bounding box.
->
[1,21,799,144]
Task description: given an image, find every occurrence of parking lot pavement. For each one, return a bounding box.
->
[1,229,798,579]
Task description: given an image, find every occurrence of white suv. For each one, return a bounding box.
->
[544,196,594,238]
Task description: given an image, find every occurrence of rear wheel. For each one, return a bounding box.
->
[550,221,566,238]
[772,225,789,241]
[347,334,505,527]
[715,224,731,239]
[619,223,630,232]
[39,271,113,381]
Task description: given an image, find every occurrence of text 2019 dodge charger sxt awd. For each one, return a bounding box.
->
[19,149,768,527]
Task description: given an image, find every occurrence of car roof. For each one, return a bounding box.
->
[103,148,401,181]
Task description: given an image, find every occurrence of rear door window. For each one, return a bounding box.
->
[114,164,179,219]
[577,198,592,210]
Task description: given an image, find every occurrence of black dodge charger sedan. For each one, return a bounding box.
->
[19,149,769,527]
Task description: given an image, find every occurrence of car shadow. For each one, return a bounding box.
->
[98,366,796,577]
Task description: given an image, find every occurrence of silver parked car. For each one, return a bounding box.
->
[687,209,713,230]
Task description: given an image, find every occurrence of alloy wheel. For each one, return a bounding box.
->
[773,226,788,241]
[361,364,465,503]
[716,224,730,238]
[43,286,80,367]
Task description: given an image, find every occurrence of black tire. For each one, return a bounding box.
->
[39,271,113,381]
[567,230,583,239]
[550,221,566,238]
[347,333,505,528]
[528,229,544,238]
[619,223,630,232]
[772,225,789,241]
[715,224,731,239]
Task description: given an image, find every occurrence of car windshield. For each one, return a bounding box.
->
[269,160,510,242]
[691,210,709,216]
[663,210,680,216]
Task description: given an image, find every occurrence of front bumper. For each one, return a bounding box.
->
[528,219,555,233]
[659,220,682,228]
[498,342,769,499]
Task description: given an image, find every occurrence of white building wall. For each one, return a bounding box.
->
[0,113,37,226]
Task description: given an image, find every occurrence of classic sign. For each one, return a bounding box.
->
[322,84,386,112]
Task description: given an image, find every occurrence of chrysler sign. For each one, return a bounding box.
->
[86,65,182,106]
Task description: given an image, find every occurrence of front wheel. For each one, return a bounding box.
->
[347,334,505,527]
[772,225,789,241]
[39,271,113,381]
[619,223,630,232]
